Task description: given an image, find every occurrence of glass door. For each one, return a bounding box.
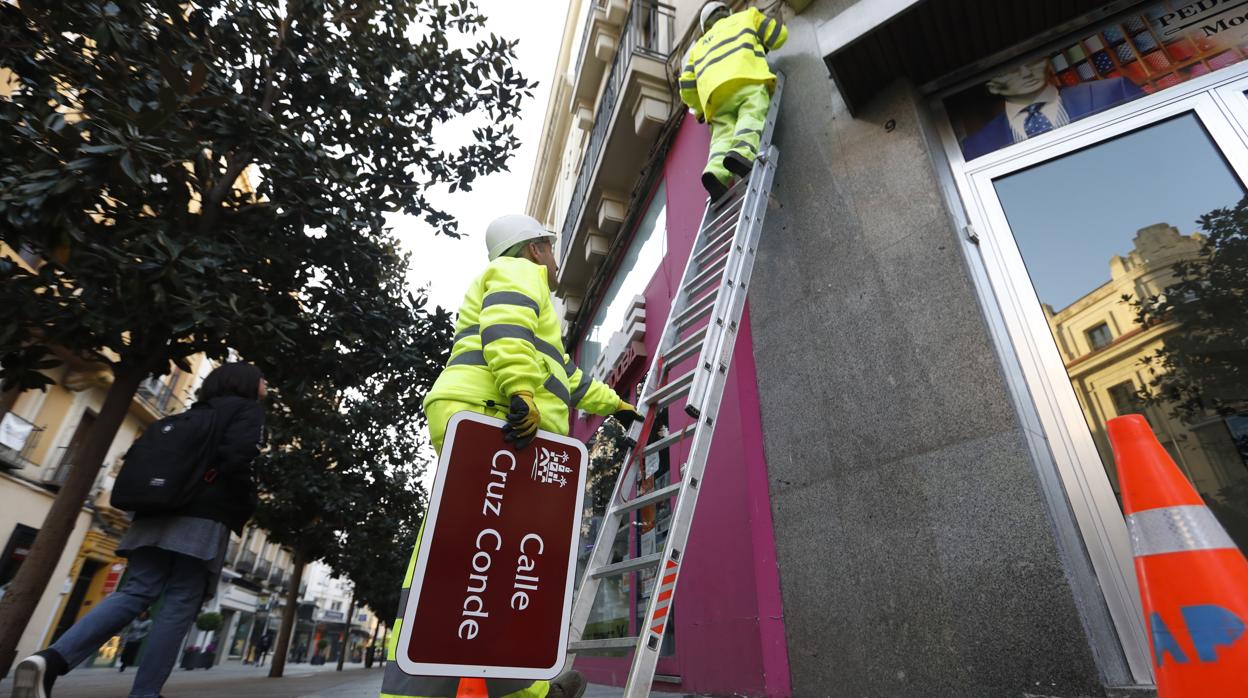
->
[963,87,1248,683]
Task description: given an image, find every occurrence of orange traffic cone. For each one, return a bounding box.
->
[1107,414,1248,695]
[455,678,488,698]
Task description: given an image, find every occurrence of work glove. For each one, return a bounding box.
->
[503,391,541,449]
[612,402,643,430]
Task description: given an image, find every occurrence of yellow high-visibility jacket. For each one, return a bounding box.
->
[679,8,787,120]
[424,256,623,434]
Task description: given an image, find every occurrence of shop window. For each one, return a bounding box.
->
[946,0,1248,161]
[578,182,668,376]
[992,112,1248,552]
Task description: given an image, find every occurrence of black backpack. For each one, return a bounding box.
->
[111,406,218,514]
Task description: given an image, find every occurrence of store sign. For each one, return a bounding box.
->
[322,610,345,622]
[948,0,1248,161]
[395,412,587,680]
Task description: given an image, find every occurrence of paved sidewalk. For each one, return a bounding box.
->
[0,661,631,697]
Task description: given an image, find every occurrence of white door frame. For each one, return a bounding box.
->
[931,60,1248,685]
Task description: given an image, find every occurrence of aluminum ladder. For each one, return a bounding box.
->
[566,73,783,697]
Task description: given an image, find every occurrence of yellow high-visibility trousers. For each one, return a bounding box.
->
[704,82,771,186]
[381,400,551,698]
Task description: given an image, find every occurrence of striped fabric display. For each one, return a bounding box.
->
[1116,43,1137,63]
[1156,73,1182,89]
[1076,62,1096,80]
[1084,35,1104,51]
[1124,16,1147,34]
[1188,62,1211,77]
[1103,25,1125,44]
[1066,44,1087,63]
[1051,53,1069,71]
[1122,60,1147,82]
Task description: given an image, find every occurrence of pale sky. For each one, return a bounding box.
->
[390,0,572,313]
[389,0,573,487]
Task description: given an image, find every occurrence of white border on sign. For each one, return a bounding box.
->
[394,411,589,680]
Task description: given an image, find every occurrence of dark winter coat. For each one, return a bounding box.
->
[174,395,266,533]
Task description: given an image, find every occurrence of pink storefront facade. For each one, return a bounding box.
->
[565,118,791,697]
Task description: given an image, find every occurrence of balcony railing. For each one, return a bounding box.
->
[560,0,676,264]
[573,0,613,79]
[0,412,44,471]
[254,559,273,579]
[235,550,257,573]
[135,376,187,418]
[269,568,286,587]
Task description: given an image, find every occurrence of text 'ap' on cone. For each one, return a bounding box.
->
[1108,414,1248,696]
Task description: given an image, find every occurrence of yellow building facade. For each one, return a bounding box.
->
[1046,223,1248,544]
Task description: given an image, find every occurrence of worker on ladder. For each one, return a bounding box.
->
[380,214,641,698]
[679,2,787,202]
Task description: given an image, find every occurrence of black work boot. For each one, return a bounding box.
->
[548,669,588,698]
[724,151,754,178]
[701,171,728,203]
[13,649,67,698]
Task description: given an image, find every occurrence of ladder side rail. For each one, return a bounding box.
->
[690,144,776,413]
[621,150,780,697]
[684,149,770,416]
[567,183,718,651]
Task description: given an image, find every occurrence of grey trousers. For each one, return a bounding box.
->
[50,547,209,698]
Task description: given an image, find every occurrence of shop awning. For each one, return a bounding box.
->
[818,0,1134,114]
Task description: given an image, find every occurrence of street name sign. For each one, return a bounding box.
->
[395,411,587,680]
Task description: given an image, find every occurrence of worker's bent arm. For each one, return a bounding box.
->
[678,60,702,119]
[479,262,546,398]
[756,10,788,52]
[567,369,626,416]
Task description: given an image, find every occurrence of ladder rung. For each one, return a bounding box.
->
[570,637,640,652]
[702,193,744,231]
[698,228,733,265]
[663,326,709,369]
[683,255,727,299]
[675,291,718,332]
[647,369,694,408]
[695,232,734,267]
[612,481,682,516]
[643,423,697,457]
[591,552,662,579]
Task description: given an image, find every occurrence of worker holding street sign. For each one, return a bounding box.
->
[679,2,787,202]
[380,214,640,698]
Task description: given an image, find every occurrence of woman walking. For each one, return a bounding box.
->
[12,362,267,698]
[117,610,152,672]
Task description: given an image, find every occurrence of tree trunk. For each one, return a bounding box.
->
[269,546,307,679]
[0,361,147,678]
[336,591,355,671]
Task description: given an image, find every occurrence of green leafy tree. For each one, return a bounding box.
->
[1130,199,1248,422]
[0,0,532,673]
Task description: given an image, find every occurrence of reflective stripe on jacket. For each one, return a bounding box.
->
[423,256,623,435]
[679,8,787,120]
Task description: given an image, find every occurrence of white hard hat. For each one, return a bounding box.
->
[700,2,728,32]
[485,214,554,261]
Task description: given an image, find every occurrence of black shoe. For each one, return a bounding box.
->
[547,669,587,698]
[701,171,728,202]
[13,649,65,698]
[724,151,754,178]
